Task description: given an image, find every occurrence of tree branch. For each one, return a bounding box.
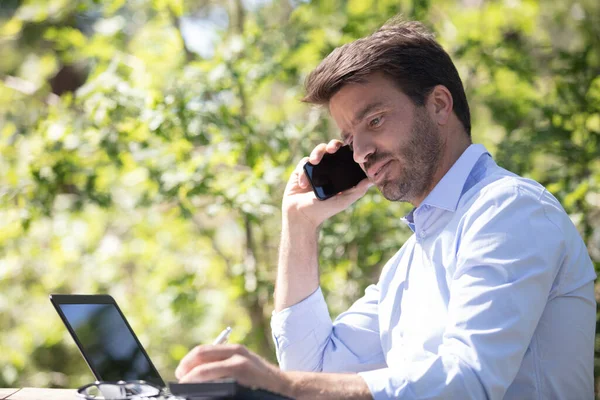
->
[168,7,195,63]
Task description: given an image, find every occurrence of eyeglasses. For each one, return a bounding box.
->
[76,380,173,400]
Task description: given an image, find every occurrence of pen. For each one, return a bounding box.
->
[212,326,232,345]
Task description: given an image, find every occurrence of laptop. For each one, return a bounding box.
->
[50,294,292,399]
[50,294,165,387]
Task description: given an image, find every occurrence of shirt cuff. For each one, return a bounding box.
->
[358,368,407,400]
[270,287,332,368]
[271,286,331,345]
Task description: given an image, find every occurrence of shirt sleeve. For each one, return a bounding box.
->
[359,182,581,399]
[271,284,386,373]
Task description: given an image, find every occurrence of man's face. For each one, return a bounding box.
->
[329,73,444,203]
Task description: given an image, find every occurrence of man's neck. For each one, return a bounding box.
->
[412,130,471,208]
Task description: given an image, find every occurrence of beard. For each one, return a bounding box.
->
[374,107,444,203]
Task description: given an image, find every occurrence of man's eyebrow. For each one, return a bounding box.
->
[339,101,388,142]
[353,101,387,125]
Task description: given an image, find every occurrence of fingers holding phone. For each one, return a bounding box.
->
[294,140,342,191]
[285,140,344,196]
[304,143,367,200]
[308,140,343,165]
[282,140,372,229]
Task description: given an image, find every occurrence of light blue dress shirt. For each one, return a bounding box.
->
[271,144,597,399]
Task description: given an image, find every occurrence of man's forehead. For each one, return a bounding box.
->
[330,81,375,106]
[329,89,392,121]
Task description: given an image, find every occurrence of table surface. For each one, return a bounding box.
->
[1,388,76,400]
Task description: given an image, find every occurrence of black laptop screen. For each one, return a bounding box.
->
[58,303,163,386]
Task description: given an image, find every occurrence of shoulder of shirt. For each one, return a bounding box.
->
[460,167,545,208]
[457,166,569,232]
[453,166,596,288]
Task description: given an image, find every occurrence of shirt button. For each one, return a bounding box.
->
[419,231,426,238]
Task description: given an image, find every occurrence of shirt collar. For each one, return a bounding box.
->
[420,143,490,212]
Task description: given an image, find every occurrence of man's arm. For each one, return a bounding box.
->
[175,343,373,400]
[272,141,382,373]
[274,216,319,312]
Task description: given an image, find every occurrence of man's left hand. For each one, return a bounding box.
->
[175,344,292,397]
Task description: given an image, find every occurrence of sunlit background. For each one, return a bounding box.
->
[1,0,599,394]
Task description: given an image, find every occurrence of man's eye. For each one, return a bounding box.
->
[369,117,383,128]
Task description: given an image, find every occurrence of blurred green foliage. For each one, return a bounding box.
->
[0,0,599,393]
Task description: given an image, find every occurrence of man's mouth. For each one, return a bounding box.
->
[368,160,392,181]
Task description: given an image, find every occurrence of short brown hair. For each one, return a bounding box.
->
[303,17,471,137]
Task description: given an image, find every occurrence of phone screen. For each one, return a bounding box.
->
[303,145,367,200]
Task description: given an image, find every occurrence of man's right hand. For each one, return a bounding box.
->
[282,139,373,230]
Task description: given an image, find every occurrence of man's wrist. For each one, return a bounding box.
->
[281,215,320,245]
[278,371,373,400]
[277,370,297,399]
[282,210,319,234]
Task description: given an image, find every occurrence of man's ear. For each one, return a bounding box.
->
[427,85,453,126]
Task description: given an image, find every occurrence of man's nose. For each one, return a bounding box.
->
[352,135,375,165]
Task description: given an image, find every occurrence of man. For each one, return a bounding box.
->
[175,18,596,399]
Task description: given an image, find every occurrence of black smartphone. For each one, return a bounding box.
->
[303,145,367,201]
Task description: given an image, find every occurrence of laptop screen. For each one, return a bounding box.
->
[57,302,164,387]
